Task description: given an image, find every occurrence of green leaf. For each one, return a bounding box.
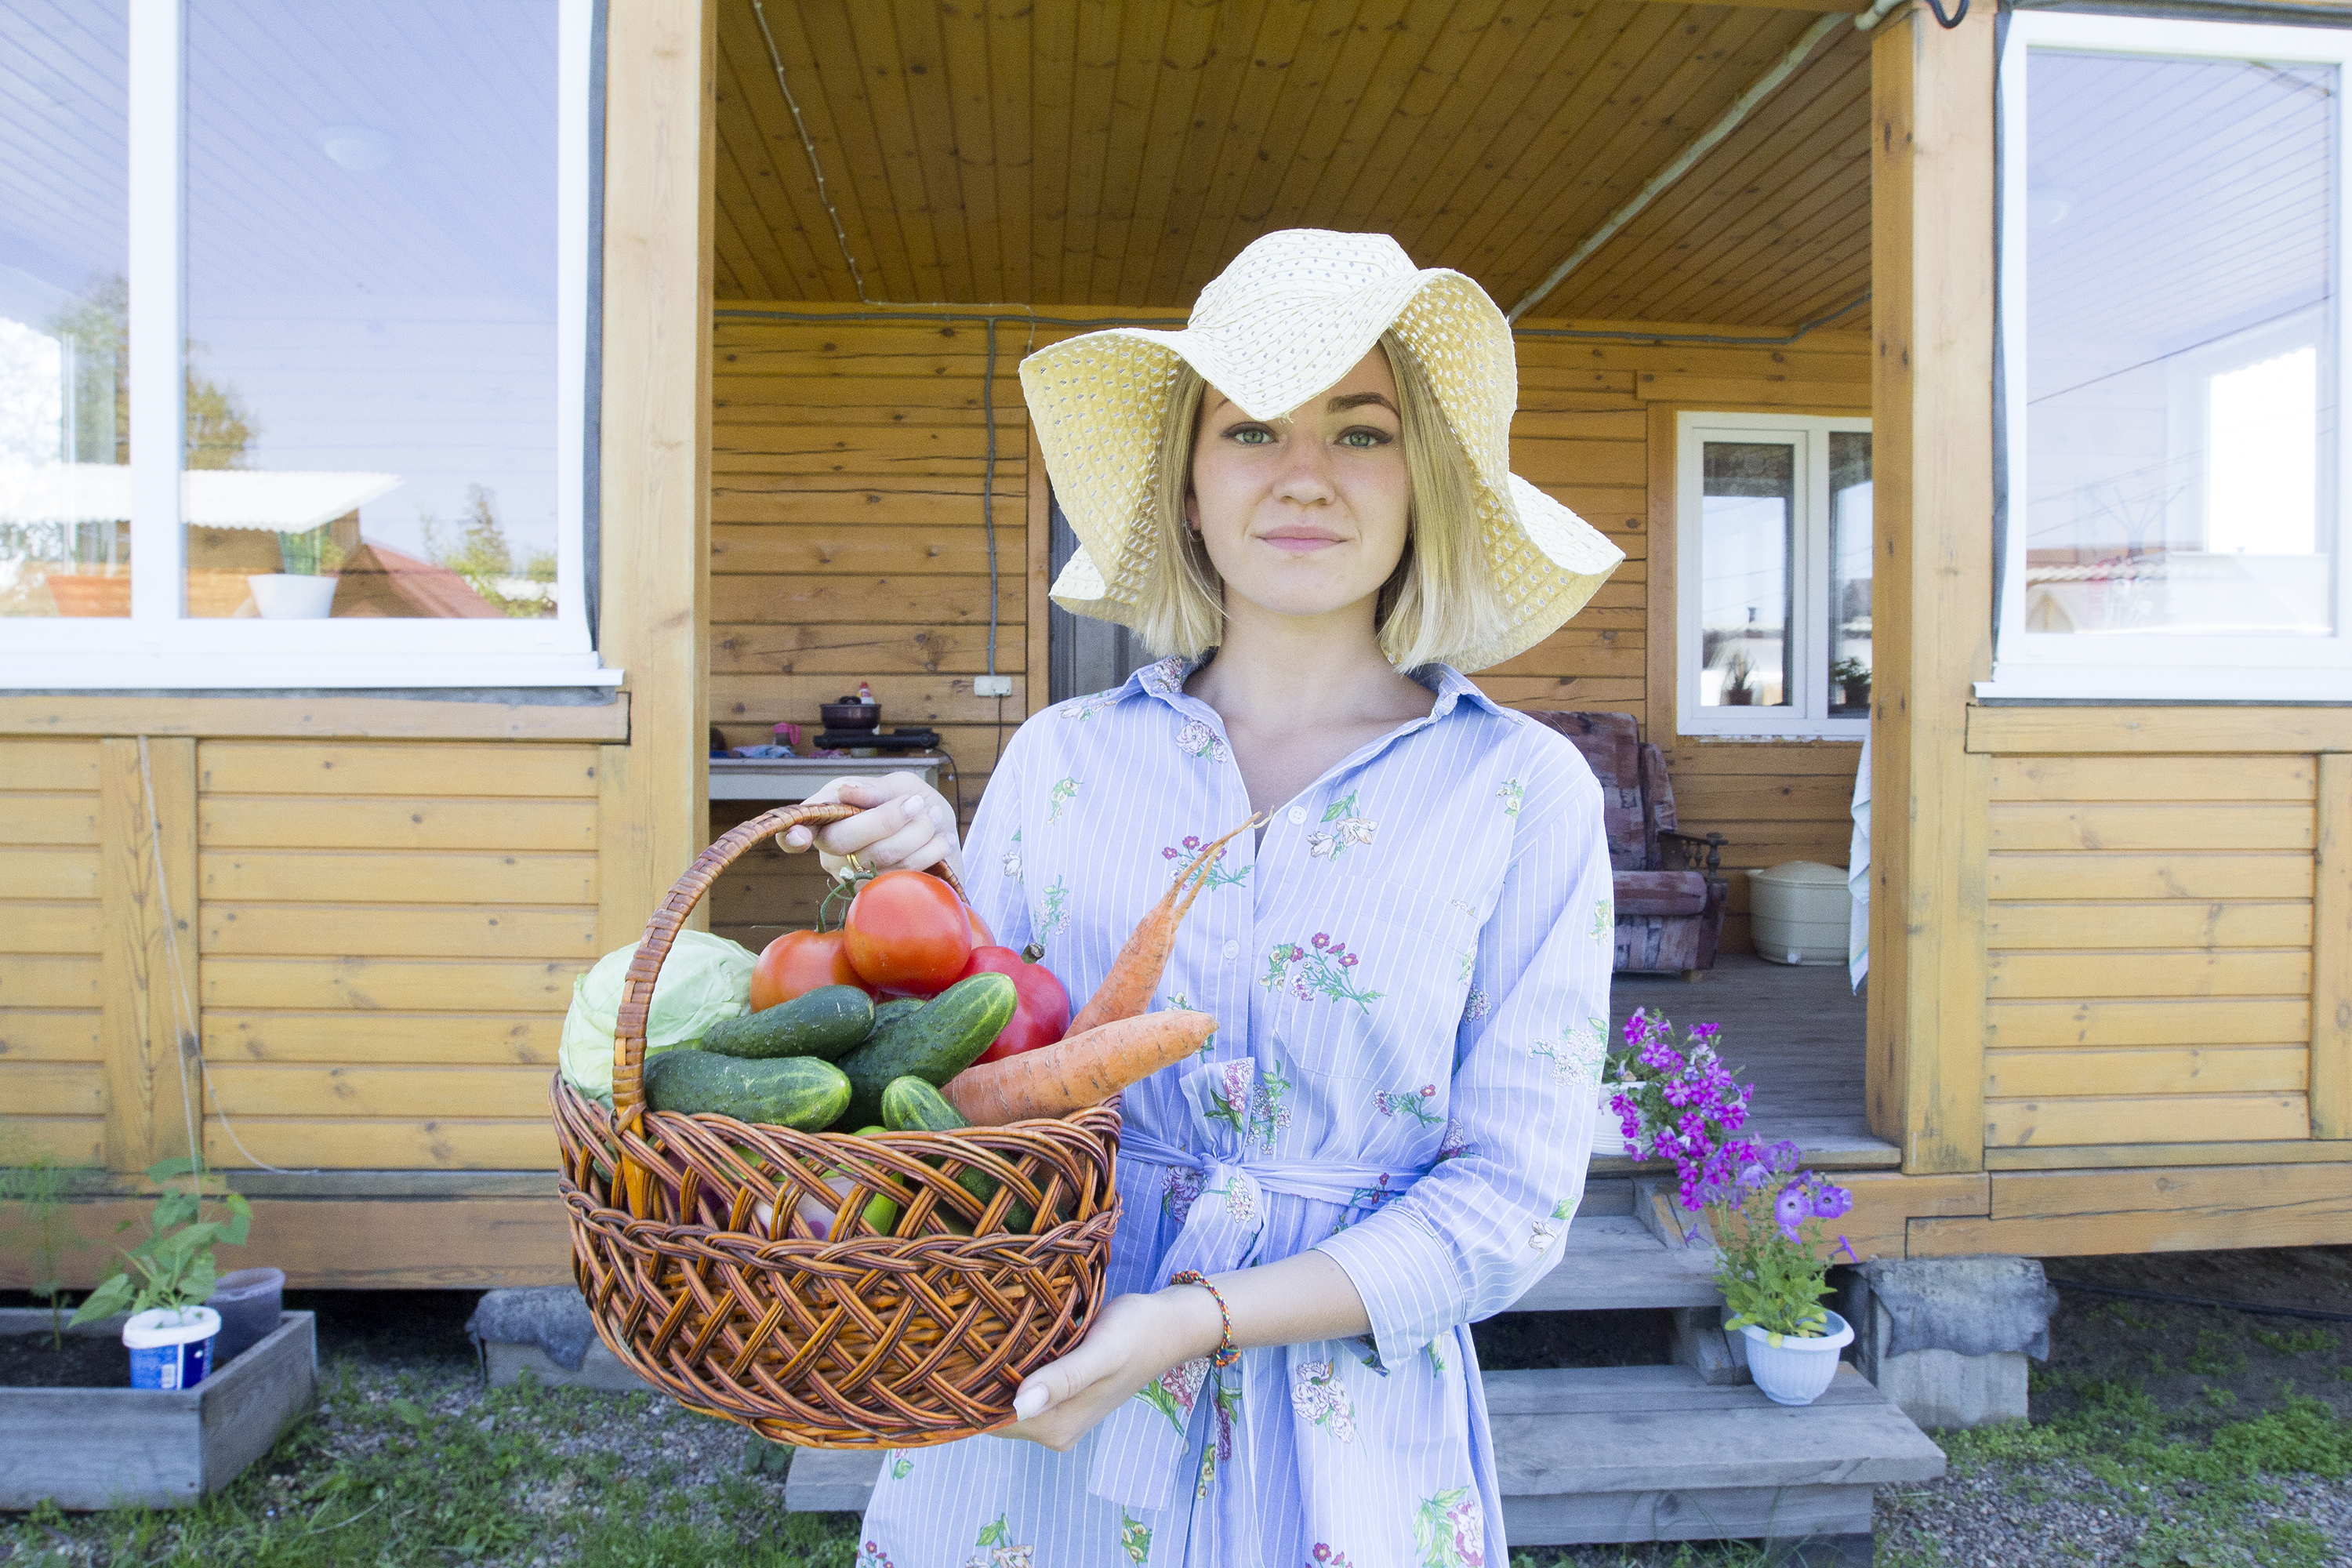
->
[71,1273,134,1325]
[147,1156,201,1181]
[220,1192,252,1247]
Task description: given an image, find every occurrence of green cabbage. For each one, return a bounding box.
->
[558,930,757,1105]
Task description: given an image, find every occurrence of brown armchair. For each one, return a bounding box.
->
[1526,711,1730,979]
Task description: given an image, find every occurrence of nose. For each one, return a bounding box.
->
[1272,426,1337,506]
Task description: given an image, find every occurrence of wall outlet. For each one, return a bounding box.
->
[974,674,1013,698]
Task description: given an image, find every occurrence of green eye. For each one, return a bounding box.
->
[1339,428,1391,449]
[1229,426,1275,446]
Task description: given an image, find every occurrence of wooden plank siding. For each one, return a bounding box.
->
[706,303,1871,947]
[1979,750,2328,1160]
[183,742,599,1171]
[0,741,107,1167]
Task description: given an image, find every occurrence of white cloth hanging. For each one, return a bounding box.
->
[1848,730,1871,993]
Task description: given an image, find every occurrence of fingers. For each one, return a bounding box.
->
[782,778,956,870]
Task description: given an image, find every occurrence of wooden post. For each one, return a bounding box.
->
[98,737,198,1174]
[1867,2,1996,1175]
[597,0,714,940]
[2314,753,2351,1138]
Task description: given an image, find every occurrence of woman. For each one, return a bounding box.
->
[784,230,1624,1568]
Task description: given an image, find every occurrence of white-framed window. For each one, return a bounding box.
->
[1986,12,2352,701]
[0,0,611,689]
[1675,411,1872,739]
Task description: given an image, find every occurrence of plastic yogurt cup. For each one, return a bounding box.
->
[123,1305,221,1391]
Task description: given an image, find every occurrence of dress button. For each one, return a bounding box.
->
[1221,938,1240,960]
[1286,805,1307,825]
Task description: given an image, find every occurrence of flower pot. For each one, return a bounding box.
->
[42,572,132,616]
[123,1305,220,1391]
[205,1267,285,1366]
[1594,1081,1642,1158]
[1739,1308,1854,1406]
[246,572,338,619]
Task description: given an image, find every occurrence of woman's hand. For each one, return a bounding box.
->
[994,1287,1222,1452]
[777,773,963,882]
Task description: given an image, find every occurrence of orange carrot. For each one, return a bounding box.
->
[1064,813,1261,1036]
[942,1011,1217,1124]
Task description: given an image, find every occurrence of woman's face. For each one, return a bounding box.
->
[1185,347,1411,629]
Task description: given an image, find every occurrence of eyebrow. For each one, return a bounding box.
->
[1329,392,1399,416]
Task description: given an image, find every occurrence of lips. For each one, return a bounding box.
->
[1261,527,1345,554]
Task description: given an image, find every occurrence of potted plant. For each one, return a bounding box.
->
[247,523,339,619]
[1832,657,1871,711]
[70,1157,252,1390]
[1720,652,1755,706]
[1608,1011,1858,1406]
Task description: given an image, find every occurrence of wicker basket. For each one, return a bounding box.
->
[551,801,1122,1449]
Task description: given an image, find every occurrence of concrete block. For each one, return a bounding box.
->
[481,1338,651,1393]
[1846,1256,2053,1429]
[1863,1345,2028,1431]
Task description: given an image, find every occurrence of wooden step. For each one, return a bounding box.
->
[1508,1214,1723,1313]
[786,1363,1944,1552]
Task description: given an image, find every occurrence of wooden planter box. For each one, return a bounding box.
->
[0,1308,317,1510]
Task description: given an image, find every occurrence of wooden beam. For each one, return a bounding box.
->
[1986,1141,2352,1171]
[1908,1163,2352,1256]
[97,738,198,1174]
[2314,753,2352,1137]
[1865,3,1996,1175]
[601,0,715,939]
[1968,706,2352,755]
[1643,402,1679,743]
[0,695,626,742]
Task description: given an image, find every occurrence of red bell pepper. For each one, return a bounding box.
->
[957,942,1072,1064]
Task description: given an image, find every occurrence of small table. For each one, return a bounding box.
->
[709,754,942,802]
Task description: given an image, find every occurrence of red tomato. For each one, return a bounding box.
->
[750,928,869,1011]
[842,869,977,996]
[959,944,1072,1064]
[966,906,996,949]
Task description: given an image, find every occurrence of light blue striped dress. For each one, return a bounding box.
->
[858,655,1612,1568]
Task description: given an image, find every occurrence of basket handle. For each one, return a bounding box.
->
[610,802,972,1123]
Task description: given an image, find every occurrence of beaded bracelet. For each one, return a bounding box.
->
[1167,1269,1239,1370]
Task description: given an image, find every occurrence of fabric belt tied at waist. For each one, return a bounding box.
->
[1084,1069,1428,1512]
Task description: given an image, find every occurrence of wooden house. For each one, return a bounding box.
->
[5,0,2345,1416]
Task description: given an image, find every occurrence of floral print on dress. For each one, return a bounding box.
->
[1174,718,1231,763]
[890,1454,913,1480]
[1162,833,1250,889]
[1436,1118,1476,1163]
[1048,776,1080,825]
[1161,1164,1204,1221]
[1000,829,1022,882]
[962,1515,1034,1568]
[1529,1218,1558,1252]
[1307,790,1377,860]
[1203,1058,1292,1153]
[1140,656,1186,695]
[856,1543,896,1568]
[1137,1356,1208,1436]
[1530,1016,1610,1089]
[1497,779,1524,819]
[1037,877,1071,938]
[1414,1488,1486,1568]
[1119,1508,1152,1563]
[1291,1359,1356,1441]
[1591,896,1614,942]
[1375,1083,1443,1128]
[1194,1380,1243,1497]
[1261,933,1384,1013]
[1462,986,1490,1022]
[1070,691,1122,722]
[1346,1171,1398,1210]
[1310,1548,1357,1568]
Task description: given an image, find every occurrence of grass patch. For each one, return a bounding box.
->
[0,1364,862,1567]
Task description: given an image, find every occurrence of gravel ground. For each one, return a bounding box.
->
[5,1249,2350,1566]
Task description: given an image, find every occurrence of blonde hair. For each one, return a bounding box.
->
[1126,330,1508,671]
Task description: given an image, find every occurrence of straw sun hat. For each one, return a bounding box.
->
[1020,228,1625,675]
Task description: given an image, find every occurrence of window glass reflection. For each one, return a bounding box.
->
[183,0,559,619]
[1700,441,1794,707]
[1828,432,1872,714]
[0,1,130,617]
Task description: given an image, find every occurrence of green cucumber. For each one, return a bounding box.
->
[869,996,924,1032]
[833,971,1018,1127]
[642,1049,851,1131]
[881,1076,1035,1232]
[699,985,874,1061]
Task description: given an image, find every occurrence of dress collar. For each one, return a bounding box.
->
[1121,653,1505,725]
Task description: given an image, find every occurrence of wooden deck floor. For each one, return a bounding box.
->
[1604,952,1894,1171]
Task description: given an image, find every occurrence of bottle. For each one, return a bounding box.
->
[856,681,874,706]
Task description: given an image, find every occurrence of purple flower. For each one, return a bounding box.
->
[1312,933,1330,949]
[1773,1183,1809,1240]
[1183,835,1201,850]
[1810,1181,1853,1221]
[1290,944,1306,961]
[1420,1083,1437,1098]
[1161,847,1178,859]
[1341,953,1359,968]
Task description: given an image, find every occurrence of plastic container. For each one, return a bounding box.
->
[246,573,338,619]
[1745,860,1852,966]
[124,1305,220,1391]
[205,1267,285,1366]
[1740,1308,1854,1406]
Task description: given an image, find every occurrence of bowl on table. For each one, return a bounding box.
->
[820,701,880,730]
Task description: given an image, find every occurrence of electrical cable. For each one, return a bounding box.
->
[747,0,866,302]
[2048,1276,2352,1326]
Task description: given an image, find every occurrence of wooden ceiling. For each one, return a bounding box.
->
[713,0,1871,328]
